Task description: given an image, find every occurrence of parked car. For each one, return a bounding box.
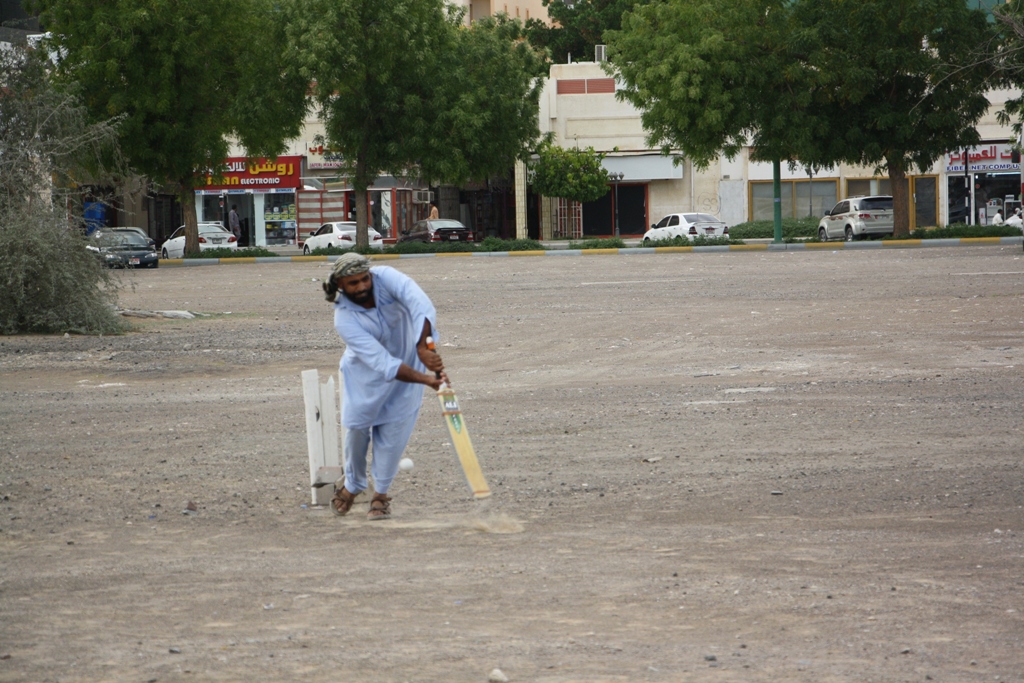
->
[87,232,160,268]
[642,213,729,244]
[818,196,894,241]
[93,227,156,250]
[398,219,475,243]
[161,223,237,258]
[302,222,384,254]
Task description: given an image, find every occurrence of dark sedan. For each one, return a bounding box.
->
[88,233,160,268]
[398,219,475,243]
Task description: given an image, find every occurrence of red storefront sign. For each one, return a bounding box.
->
[199,156,303,191]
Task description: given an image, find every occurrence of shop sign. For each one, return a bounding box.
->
[306,142,346,170]
[199,156,303,191]
[946,143,1020,173]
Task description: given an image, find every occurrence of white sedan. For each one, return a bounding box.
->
[161,223,237,259]
[302,222,383,254]
[643,213,729,244]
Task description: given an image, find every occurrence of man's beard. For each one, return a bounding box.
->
[343,284,374,305]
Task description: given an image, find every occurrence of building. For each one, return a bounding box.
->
[450,0,549,24]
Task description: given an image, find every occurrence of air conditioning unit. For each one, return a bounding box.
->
[595,45,607,62]
[413,190,433,204]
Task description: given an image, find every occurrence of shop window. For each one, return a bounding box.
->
[264,192,297,245]
[750,180,837,221]
[847,177,897,197]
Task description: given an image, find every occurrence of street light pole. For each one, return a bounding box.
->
[610,172,624,237]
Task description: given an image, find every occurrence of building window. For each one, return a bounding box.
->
[750,179,838,221]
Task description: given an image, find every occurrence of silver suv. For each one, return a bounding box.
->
[818,196,894,241]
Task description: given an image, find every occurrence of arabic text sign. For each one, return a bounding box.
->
[946,144,1020,173]
[306,142,346,170]
[200,156,303,191]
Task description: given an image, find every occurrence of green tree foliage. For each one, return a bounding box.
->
[608,0,996,237]
[529,141,610,203]
[526,0,650,65]
[288,1,543,248]
[0,47,125,335]
[38,0,309,253]
[607,0,819,168]
[796,0,995,236]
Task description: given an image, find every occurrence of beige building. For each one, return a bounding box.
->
[451,0,549,24]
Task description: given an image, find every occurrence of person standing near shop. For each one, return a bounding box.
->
[428,202,439,220]
[229,204,241,240]
[323,253,448,520]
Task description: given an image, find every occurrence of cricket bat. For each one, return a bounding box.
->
[425,337,491,499]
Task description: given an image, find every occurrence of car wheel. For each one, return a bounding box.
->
[303,245,310,255]
[818,227,827,242]
[845,227,854,242]
[643,238,651,246]
[161,248,168,259]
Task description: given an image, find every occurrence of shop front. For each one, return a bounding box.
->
[196,156,303,246]
[946,143,1022,225]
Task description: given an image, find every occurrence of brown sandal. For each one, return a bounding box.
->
[367,493,392,521]
[331,486,356,517]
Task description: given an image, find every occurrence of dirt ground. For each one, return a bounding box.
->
[1,246,1023,683]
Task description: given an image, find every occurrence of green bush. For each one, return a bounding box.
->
[307,245,380,256]
[894,225,1023,240]
[191,246,278,258]
[0,212,127,335]
[727,216,820,240]
[478,236,545,251]
[384,241,477,254]
[0,47,126,335]
[569,237,626,249]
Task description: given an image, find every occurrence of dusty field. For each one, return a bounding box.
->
[2,246,1023,683]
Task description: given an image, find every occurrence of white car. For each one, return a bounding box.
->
[161,223,238,259]
[643,213,729,244]
[302,221,383,254]
[818,196,893,241]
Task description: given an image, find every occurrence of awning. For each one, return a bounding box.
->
[602,154,684,181]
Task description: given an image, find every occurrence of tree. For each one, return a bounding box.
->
[796,0,995,236]
[289,1,543,248]
[530,141,610,204]
[607,0,996,238]
[0,46,125,334]
[607,0,822,241]
[526,0,650,66]
[38,0,308,254]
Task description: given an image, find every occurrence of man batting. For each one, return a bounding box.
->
[323,253,448,520]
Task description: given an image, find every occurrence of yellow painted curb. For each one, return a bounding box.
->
[959,237,1002,245]
[435,252,474,257]
[884,239,922,246]
[292,255,329,262]
[508,250,547,257]
[728,244,768,251]
[804,242,836,249]
[370,254,401,260]
[581,248,621,255]
[653,246,694,253]
[219,257,257,265]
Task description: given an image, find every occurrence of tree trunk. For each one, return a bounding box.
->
[354,150,370,251]
[179,183,200,256]
[889,161,910,238]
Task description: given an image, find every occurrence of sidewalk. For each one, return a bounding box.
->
[161,235,1023,268]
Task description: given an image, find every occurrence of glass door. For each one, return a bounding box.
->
[911,177,937,229]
